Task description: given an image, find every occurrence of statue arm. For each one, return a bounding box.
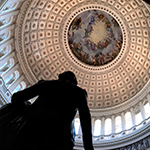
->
[142,0,150,5]
[78,90,94,150]
[11,81,45,106]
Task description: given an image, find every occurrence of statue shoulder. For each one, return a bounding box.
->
[76,86,88,97]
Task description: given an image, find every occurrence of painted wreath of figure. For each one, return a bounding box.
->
[0,71,94,150]
[68,10,123,66]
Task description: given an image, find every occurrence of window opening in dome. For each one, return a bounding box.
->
[74,118,80,135]
[5,74,13,84]
[13,85,21,94]
[144,102,150,118]
[20,81,26,90]
[115,116,122,133]
[125,112,132,130]
[93,119,101,136]
[135,111,142,125]
[105,118,112,135]
[0,62,7,71]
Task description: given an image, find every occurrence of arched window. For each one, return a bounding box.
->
[74,118,80,135]
[135,110,142,125]
[14,70,20,79]
[0,62,7,71]
[115,116,122,133]
[0,45,11,59]
[0,47,6,58]
[9,58,15,66]
[5,73,13,84]
[144,102,150,118]
[20,81,26,90]
[13,84,21,94]
[0,58,14,74]
[6,70,20,86]
[0,20,5,27]
[12,81,26,94]
[0,31,12,44]
[94,119,101,136]
[105,118,112,135]
[125,112,132,129]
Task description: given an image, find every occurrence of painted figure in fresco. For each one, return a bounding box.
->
[87,24,93,33]
[98,52,105,65]
[115,38,122,49]
[0,71,94,150]
[84,29,89,38]
[80,50,86,61]
[91,42,96,51]
[105,53,112,64]
[76,17,82,30]
[102,18,110,27]
[94,12,99,22]
[110,49,119,59]
[111,18,119,27]
[83,24,93,39]
[89,16,95,25]
[71,17,82,30]
[98,14,104,21]
[97,41,103,49]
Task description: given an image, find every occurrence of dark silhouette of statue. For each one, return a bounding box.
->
[143,0,150,5]
[0,71,94,150]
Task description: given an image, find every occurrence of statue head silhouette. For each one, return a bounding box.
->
[58,71,78,85]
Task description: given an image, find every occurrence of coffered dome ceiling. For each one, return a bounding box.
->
[15,0,150,110]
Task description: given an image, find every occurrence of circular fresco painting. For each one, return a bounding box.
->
[68,10,123,66]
